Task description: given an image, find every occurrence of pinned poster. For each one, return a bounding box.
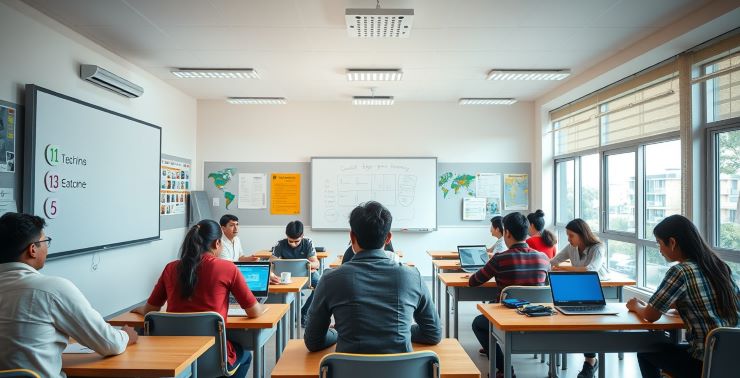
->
[238,173,266,209]
[462,197,487,221]
[270,173,300,215]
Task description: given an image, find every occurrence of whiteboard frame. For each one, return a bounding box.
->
[310,156,438,231]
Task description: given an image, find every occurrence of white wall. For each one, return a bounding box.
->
[0,1,197,315]
[197,100,535,275]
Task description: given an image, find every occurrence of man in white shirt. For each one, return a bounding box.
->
[0,212,138,378]
[219,214,258,262]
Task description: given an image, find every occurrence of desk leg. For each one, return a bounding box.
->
[598,352,605,378]
[252,332,263,378]
[319,258,325,275]
[489,323,495,378]
[434,266,440,317]
[289,295,296,339]
[617,287,624,361]
[548,353,559,378]
[276,318,283,361]
[453,287,459,339]
[444,286,450,338]
[503,332,512,378]
[296,291,303,339]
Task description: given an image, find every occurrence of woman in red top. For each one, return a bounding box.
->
[526,209,558,258]
[133,219,264,377]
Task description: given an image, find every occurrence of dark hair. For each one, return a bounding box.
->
[286,220,304,239]
[565,218,601,247]
[653,215,738,324]
[490,216,504,233]
[502,212,529,241]
[178,219,222,299]
[0,213,46,263]
[349,201,392,250]
[219,214,238,227]
[527,209,557,247]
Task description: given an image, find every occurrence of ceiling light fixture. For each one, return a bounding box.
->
[227,97,286,105]
[459,98,517,105]
[347,69,403,81]
[346,0,414,38]
[353,87,394,106]
[171,68,260,79]
[486,69,571,81]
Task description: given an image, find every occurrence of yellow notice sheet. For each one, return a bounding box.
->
[270,173,300,215]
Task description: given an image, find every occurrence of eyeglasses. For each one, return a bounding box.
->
[32,237,52,248]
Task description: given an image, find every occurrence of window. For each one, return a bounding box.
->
[645,246,675,290]
[607,239,636,280]
[553,108,599,156]
[715,128,740,251]
[704,54,740,123]
[644,140,682,238]
[556,160,575,223]
[581,154,600,231]
[606,152,636,233]
[726,260,740,287]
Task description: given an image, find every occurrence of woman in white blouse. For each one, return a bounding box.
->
[550,218,608,277]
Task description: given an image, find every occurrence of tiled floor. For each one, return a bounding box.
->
[246,280,643,378]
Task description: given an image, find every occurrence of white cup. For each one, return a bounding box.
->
[280,272,292,284]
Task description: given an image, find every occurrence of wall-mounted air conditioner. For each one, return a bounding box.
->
[79,64,144,98]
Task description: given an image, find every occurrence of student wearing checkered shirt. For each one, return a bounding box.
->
[627,214,740,378]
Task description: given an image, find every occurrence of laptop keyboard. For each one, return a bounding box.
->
[563,305,604,312]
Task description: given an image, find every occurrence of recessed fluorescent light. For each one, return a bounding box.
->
[459,98,517,105]
[347,69,403,81]
[227,97,286,105]
[486,69,570,81]
[352,96,394,106]
[171,68,260,79]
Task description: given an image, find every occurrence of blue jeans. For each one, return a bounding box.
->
[227,341,252,378]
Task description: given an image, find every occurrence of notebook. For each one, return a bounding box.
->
[230,261,271,305]
[548,271,621,315]
[457,245,489,273]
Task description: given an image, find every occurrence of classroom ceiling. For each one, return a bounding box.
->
[22,0,711,103]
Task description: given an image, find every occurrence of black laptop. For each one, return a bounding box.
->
[549,271,621,315]
[457,245,489,273]
[228,262,271,314]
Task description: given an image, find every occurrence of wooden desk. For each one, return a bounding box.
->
[439,272,637,339]
[269,276,310,340]
[271,338,480,378]
[108,304,289,378]
[426,250,458,259]
[478,303,684,378]
[62,336,213,377]
[430,260,463,319]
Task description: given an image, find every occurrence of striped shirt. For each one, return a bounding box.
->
[468,242,550,290]
[649,260,740,360]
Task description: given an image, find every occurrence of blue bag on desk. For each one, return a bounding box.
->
[502,298,529,308]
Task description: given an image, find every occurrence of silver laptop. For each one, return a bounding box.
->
[230,261,271,306]
[549,271,621,315]
[457,245,489,273]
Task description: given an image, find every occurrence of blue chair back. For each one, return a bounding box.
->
[500,285,553,303]
[319,351,440,378]
[0,370,40,378]
[703,327,740,378]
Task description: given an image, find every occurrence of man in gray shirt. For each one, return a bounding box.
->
[304,201,441,352]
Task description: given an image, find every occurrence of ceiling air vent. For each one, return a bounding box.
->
[345,6,414,38]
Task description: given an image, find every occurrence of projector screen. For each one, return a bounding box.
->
[23,85,161,258]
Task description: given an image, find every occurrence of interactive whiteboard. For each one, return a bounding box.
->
[311,157,437,231]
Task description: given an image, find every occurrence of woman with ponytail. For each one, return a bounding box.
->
[627,215,740,378]
[526,210,557,258]
[133,219,264,377]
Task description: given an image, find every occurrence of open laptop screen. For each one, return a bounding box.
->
[457,245,488,267]
[549,272,605,305]
[234,263,271,296]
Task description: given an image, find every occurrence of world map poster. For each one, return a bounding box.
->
[503,174,529,210]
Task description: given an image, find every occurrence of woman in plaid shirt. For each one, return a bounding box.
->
[627,215,740,378]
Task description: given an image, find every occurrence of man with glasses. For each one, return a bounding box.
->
[0,212,138,377]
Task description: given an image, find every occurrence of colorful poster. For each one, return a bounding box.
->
[504,174,529,210]
[463,197,486,220]
[0,105,16,172]
[160,158,191,215]
[270,173,300,215]
[238,173,267,209]
[438,171,476,199]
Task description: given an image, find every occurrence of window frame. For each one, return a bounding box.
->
[706,119,740,263]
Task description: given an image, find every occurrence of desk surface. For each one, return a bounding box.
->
[433,260,463,270]
[438,272,635,287]
[271,338,480,378]
[107,303,290,329]
[62,336,213,377]
[253,250,330,259]
[270,276,309,293]
[478,303,684,332]
[427,250,458,259]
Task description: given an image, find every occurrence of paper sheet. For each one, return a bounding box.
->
[238,173,267,209]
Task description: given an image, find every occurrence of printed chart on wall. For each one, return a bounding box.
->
[270,173,300,215]
[160,158,190,216]
[0,104,16,173]
[504,174,529,210]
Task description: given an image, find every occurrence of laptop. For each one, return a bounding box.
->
[457,245,489,273]
[230,261,271,309]
[549,271,621,315]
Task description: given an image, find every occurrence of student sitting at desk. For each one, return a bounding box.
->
[341,239,398,264]
[304,201,441,353]
[627,215,740,378]
[550,218,607,378]
[218,214,259,262]
[526,209,557,258]
[468,212,550,378]
[0,212,138,378]
[487,215,506,255]
[271,220,319,324]
[133,219,265,378]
